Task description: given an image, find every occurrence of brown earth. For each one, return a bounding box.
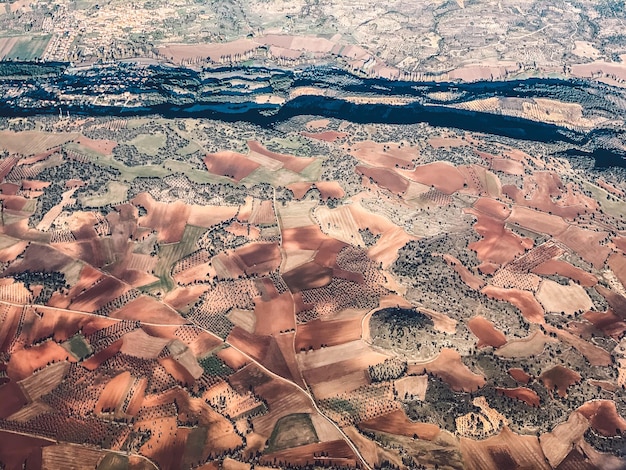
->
[203,151,259,182]
[459,426,550,470]
[577,400,626,437]
[468,316,506,348]
[508,368,532,384]
[495,387,540,407]
[399,162,466,194]
[539,365,581,398]
[481,285,545,323]
[407,348,486,392]
[359,409,440,440]
[295,317,362,351]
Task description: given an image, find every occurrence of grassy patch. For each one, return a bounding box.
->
[5,35,51,60]
[199,354,234,377]
[80,181,129,207]
[176,140,203,156]
[97,453,129,470]
[62,334,93,360]
[267,136,312,155]
[64,142,170,181]
[128,133,167,156]
[162,159,230,184]
[141,224,207,293]
[242,166,304,187]
[267,413,318,453]
[582,181,626,218]
[182,427,208,468]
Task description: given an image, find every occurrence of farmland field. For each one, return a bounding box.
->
[2,5,626,465]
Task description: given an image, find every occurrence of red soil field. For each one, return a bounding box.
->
[0,182,19,195]
[111,295,186,325]
[22,307,84,344]
[217,346,250,370]
[253,292,296,336]
[274,332,305,389]
[247,141,314,173]
[81,340,122,371]
[235,242,281,274]
[539,365,581,398]
[188,204,239,229]
[444,255,485,290]
[286,182,313,199]
[477,262,499,275]
[313,239,349,267]
[481,285,545,323]
[301,130,348,142]
[0,382,28,418]
[597,178,624,197]
[159,38,258,63]
[0,431,54,470]
[491,158,525,175]
[508,368,532,384]
[465,208,532,264]
[68,276,129,313]
[496,387,540,406]
[65,178,85,188]
[226,221,260,239]
[595,285,626,320]
[407,348,486,392]
[532,259,597,287]
[460,427,550,470]
[399,162,465,194]
[614,236,626,254]
[608,252,626,289]
[556,225,610,268]
[0,240,28,263]
[347,140,417,170]
[295,317,362,351]
[547,326,612,366]
[54,239,112,268]
[120,329,171,359]
[473,197,511,220]
[204,151,259,182]
[507,205,569,236]
[429,136,467,148]
[281,225,328,251]
[457,164,501,197]
[133,193,190,243]
[356,165,409,194]
[468,316,506,348]
[159,357,196,386]
[0,195,28,213]
[282,261,333,292]
[4,243,74,275]
[314,181,345,200]
[95,371,131,415]
[76,136,117,154]
[227,327,295,383]
[7,341,75,381]
[577,400,626,437]
[582,310,626,339]
[260,440,356,467]
[358,409,440,441]
[164,285,210,311]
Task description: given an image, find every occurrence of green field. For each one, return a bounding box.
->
[80,181,129,207]
[141,224,207,293]
[62,334,93,360]
[65,142,171,181]
[129,133,167,156]
[582,181,626,218]
[4,35,51,60]
[267,413,319,453]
